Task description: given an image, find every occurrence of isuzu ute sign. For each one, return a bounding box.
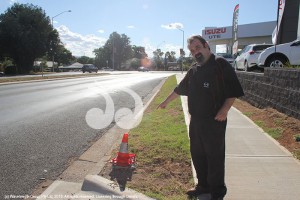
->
[204,28,228,40]
[204,28,227,35]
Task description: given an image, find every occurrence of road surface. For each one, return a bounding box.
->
[0,72,173,199]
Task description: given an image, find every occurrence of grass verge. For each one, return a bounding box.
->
[254,120,283,139]
[294,149,300,160]
[126,75,193,200]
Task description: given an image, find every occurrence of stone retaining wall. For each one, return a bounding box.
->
[236,68,300,119]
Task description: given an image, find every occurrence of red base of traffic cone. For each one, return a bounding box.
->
[112,153,136,168]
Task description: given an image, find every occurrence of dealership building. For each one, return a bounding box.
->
[202,21,276,54]
[201,0,300,54]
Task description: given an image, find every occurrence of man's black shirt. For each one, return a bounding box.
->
[174,54,244,118]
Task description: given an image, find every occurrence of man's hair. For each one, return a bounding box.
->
[187,35,210,50]
[187,35,207,46]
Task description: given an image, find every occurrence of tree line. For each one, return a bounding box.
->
[0,3,193,74]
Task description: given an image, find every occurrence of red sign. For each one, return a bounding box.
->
[204,28,227,35]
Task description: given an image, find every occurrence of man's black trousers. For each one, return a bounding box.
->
[189,117,227,198]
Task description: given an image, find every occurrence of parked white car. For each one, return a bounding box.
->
[233,44,273,71]
[258,39,300,68]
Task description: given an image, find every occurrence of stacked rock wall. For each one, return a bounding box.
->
[236,68,300,119]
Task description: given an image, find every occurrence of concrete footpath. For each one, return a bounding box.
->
[37,73,300,200]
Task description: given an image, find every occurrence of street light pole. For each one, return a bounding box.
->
[112,35,115,70]
[51,10,71,72]
[176,27,184,74]
[51,10,72,26]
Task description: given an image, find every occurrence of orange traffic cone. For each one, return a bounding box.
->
[112,132,136,168]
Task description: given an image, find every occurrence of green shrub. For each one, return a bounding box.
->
[294,134,300,142]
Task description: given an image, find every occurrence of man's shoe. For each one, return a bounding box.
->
[186,185,210,196]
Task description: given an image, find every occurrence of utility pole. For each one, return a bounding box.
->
[169,24,184,74]
[112,35,115,70]
[176,27,184,74]
[51,10,71,72]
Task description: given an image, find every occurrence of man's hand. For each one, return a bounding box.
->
[214,109,228,121]
[157,101,168,109]
[214,97,236,121]
[157,91,179,109]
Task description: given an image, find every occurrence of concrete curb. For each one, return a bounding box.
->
[81,175,155,200]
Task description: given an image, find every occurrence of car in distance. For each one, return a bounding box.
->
[234,44,273,71]
[258,39,300,68]
[82,64,98,73]
[216,53,234,65]
[138,66,149,72]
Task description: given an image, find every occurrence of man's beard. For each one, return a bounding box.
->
[195,53,204,64]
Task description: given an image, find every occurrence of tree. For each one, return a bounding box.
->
[94,47,110,69]
[152,49,164,70]
[93,32,148,70]
[105,32,133,70]
[183,56,195,71]
[77,56,94,65]
[0,3,59,74]
[54,45,74,66]
[165,51,177,62]
[128,58,141,69]
[132,45,147,59]
[93,32,133,70]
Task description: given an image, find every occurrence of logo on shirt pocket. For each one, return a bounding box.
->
[203,82,209,88]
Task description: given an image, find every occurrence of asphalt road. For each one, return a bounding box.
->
[0,72,172,199]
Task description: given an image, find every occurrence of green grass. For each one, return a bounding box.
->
[130,75,190,162]
[284,62,300,68]
[267,128,283,140]
[293,149,300,160]
[254,120,264,128]
[294,135,300,160]
[254,120,283,139]
[243,111,254,117]
[127,75,192,200]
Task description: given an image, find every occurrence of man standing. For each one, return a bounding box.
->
[158,35,244,200]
